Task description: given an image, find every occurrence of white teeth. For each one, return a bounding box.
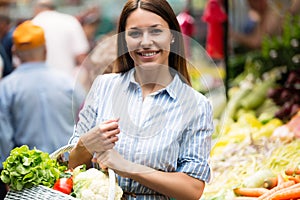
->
[141,52,157,57]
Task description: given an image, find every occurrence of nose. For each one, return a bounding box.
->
[140,32,153,47]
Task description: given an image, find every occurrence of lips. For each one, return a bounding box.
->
[137,51,160,57]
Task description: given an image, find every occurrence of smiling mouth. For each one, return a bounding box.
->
[137,51,160,57]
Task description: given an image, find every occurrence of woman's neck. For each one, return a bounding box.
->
[134,66,173,98]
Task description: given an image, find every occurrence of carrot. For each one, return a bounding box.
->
[233,197,258,200]
[269,186,300,200]
[286,168,295,176]
[296,175,300,182]
[285,168,300,176]
[264,177,278,189]
[234,187,269,197]
[288,176,300,183]
[257,180,295,200]
[273,182,300,192]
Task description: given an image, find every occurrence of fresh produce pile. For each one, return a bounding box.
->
[1,145,123,199]
[233,169,300,200]
[225,13,300,126]
[204,65,300,199]
[202,137,300,199]
[203,13,300,198]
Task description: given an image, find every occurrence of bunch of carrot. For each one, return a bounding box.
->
[285,168,300,184]
[233,168,300,200]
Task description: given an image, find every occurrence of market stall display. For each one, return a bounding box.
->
[201,12,300,200]
[201,65,300,198]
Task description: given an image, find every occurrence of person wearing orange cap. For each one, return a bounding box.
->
[0,20,86,198]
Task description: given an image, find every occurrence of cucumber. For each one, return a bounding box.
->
[240,80,275,110]
[224,86,252,121]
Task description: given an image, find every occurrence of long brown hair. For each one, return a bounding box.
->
[114,0,191,85]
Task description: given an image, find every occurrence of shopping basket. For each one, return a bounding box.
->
[4,143,117,200]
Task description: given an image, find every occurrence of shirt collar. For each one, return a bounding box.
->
[124,68,184,100]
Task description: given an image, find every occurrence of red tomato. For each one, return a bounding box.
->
[53,177,73,195]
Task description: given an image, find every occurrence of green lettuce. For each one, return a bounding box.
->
[1,145,67,190]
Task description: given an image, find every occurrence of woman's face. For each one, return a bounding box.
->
[125,8,173,68]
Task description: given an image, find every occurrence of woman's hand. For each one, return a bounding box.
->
[80,119,120,155]
[95,150,204,200]
[95,149,155,178]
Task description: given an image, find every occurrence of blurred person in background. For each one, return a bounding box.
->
[0,14,14,78]
[289,0,300,15]
[77,6,101,52]
[32,0,90,78]
[229,0,284,51]
[0,21,86,197]
[78,32,117,92]
[0,49,3,78]
[0,43,12,79]
[75,6,103,91]
[0,14,14,65]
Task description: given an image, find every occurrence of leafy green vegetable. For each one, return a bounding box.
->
[0,145,67,191]
[240,79,275,110]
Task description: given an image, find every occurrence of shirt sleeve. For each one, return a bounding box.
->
[0,84,14,169]
[177,99,214,183]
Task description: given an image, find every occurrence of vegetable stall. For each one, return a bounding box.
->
[201,13,300,200]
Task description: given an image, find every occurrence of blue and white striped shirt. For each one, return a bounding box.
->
[69,68,214,200]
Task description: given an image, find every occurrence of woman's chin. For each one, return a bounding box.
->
[135,62,169,71]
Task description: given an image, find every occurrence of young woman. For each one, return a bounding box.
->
[68,0,214,199]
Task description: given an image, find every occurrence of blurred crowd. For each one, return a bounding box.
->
[0,0,115,89]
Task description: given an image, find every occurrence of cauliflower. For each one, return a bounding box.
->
[73,167,123,200]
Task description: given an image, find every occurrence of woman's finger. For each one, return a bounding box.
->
[103,136,119,145]
[99,121,119,132]
[103,128,120,138]
[102,118,119,124]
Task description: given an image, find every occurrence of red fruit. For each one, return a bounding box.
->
[53,177,73,195]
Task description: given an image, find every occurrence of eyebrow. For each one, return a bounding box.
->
[128,24,163,30]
